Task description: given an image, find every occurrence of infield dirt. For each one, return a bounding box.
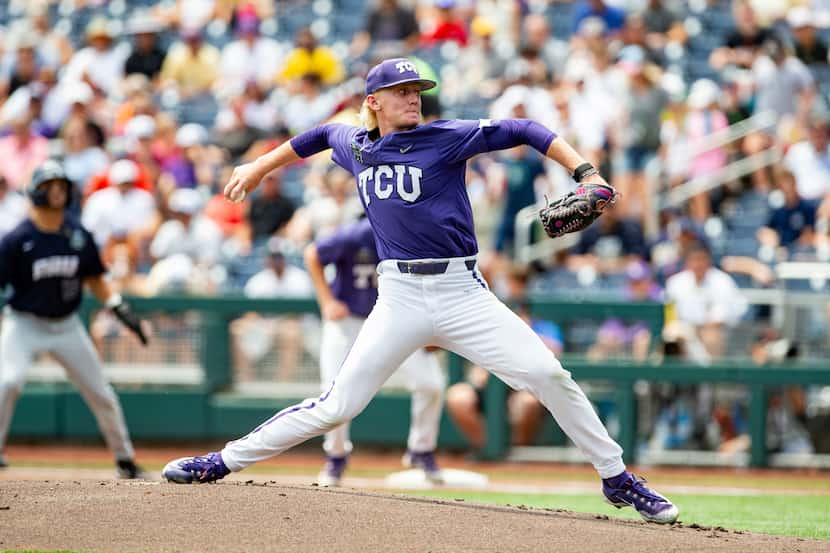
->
[0,480,824,553]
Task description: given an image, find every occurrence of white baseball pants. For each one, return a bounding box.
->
[0,307,135,461]
[223,258,625,478]
[319,315,444,457]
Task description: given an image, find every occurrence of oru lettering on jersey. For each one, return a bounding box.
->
[357,164,423,204]
[32,255,80,281]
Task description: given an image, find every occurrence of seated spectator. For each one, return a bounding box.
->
[247,168,296,245]
[786,7,828,66]
[568,208,649,274]
[493,143,549,256]
[124,11,167,81]
[572,0,627,37]
[0,175,26,239]
[757,168,816,250]
[420,0,468,48]
[279,28,344,87]
[0,35,40,99]
[587,261,663,362]
[150,188,224,266]
[0,104,50,191]
[281,73,336,134]
[783,117,830,208]
[160,28,220,99]
[445,304,563,451]
[235,245,315,381]
[160,123,210,191]
[350,0,420,58]
[665,245,748,363]
[61,117,109,191]
[62,18,129,99]
[217,10,283,97]
[710,1,775,70]
[82,159,159,249]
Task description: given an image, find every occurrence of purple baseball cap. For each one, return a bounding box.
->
[365,58,436,96]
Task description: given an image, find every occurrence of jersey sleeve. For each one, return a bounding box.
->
[315,225,357,265]
[438,119,557,164]
[79,228,106,277]
[290,124,358,159]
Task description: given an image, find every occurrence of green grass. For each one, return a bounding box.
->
[401,490,830,540]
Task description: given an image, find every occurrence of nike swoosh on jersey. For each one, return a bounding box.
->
[399,145,413,154]
[22,241,34,252]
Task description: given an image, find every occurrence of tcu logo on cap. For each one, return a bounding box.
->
[395,61,416,73]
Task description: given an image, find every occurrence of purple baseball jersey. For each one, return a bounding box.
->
[315,218,379,318]
[291,119,557,260]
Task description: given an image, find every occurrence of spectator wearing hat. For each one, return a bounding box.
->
[217,10,283,96]
[280,28,345,87]
[160,27,220,99]
[82,159,159,249]
[758,168,816,251]
[122,114,162,183]
[783,118,830,208]
[0,35,41,99]
[351,0,420,59]
[161,123,210,190]
[0,175,26,239]
[63,18,129,98]
[124,12,168,81]
[786,7,828,66]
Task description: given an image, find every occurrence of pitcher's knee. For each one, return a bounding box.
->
[316,397,364,429]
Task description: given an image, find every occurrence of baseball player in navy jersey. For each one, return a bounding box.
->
[0,160,148,478]
[164,58,679,524]
[305,217,445,486]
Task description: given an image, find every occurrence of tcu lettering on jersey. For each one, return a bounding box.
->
[32,255,80,281]
[357,164,423,205]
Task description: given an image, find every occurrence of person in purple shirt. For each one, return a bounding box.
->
[163,58,678,524]
[304,218,445,486]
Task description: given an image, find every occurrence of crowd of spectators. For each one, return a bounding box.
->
[1,0,829,456]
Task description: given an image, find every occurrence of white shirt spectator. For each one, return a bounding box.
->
[244,263,313,299]
[62,43,130,98]
[82,187,156,246]
[218,37,285,95]
[0,189,27,238]
[666,268,748,327]
[783,140,830,201]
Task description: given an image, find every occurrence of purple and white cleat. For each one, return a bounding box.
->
[163,452,230,484]
[602,471,679,524]
[317,455,348,487]
[403,450,444,484]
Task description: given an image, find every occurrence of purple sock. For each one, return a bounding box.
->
[602,471,631,487]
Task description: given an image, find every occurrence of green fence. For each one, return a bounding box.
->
[4,296,830,467]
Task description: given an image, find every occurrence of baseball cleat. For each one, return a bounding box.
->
[163,452,230,484]
[602,471,679,524]
[317,455,348,487]
[116,459,145,479]
[403,450,444,484]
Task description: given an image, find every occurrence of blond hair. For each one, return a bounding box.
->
[359,98,378,132]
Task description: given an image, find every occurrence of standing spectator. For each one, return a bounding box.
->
[420,0,469,48]
[665,245,748,361]
[0,106,50,191]
[62,18,129,99]
[247,169,296,245]
[82,159,159,249]
[752,37,814,121]
[572,0,627,37]
[217,11,283,96]
[124,12,168,81]
[0,175,26,239]
[786,7,828,66]
[280,28,345,86]
[351,0,420,58]
[160,28,220,99]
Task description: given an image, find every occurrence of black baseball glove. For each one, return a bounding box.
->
[111,299,149,346]
[539,183,619,238]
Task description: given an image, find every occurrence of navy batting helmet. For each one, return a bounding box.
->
[27,159,73,208]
